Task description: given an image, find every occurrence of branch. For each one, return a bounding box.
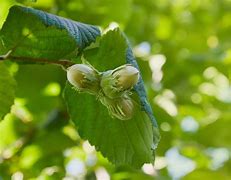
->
[0,51,75,69]
[9,56,75,68]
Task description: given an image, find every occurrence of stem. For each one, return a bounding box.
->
[0,51,75,69]
[10,56,74,68]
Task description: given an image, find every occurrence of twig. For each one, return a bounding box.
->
[9,55,75,69]
[0,50,75,69]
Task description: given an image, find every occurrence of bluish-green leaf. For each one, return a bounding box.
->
[0,5,100,60]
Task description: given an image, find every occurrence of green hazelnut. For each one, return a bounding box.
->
[100,96,134,120]
[100,64,139,98]
[67,64,100,94]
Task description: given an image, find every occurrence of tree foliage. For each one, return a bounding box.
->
[0,0,231,179]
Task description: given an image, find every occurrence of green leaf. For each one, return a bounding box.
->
[0,5,100,60]
[84,28,128,71]
[14,64,66,124]
[126,43,159,128]
[0,114,26,150]
[0,62,16,120]
[64,83,159,168]
[65,29,160,167]
[85,28,159,130]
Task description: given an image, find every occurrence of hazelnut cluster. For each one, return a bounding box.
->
[67,63,139,120]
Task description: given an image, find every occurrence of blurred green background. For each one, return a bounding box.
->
[0,0,231,179]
